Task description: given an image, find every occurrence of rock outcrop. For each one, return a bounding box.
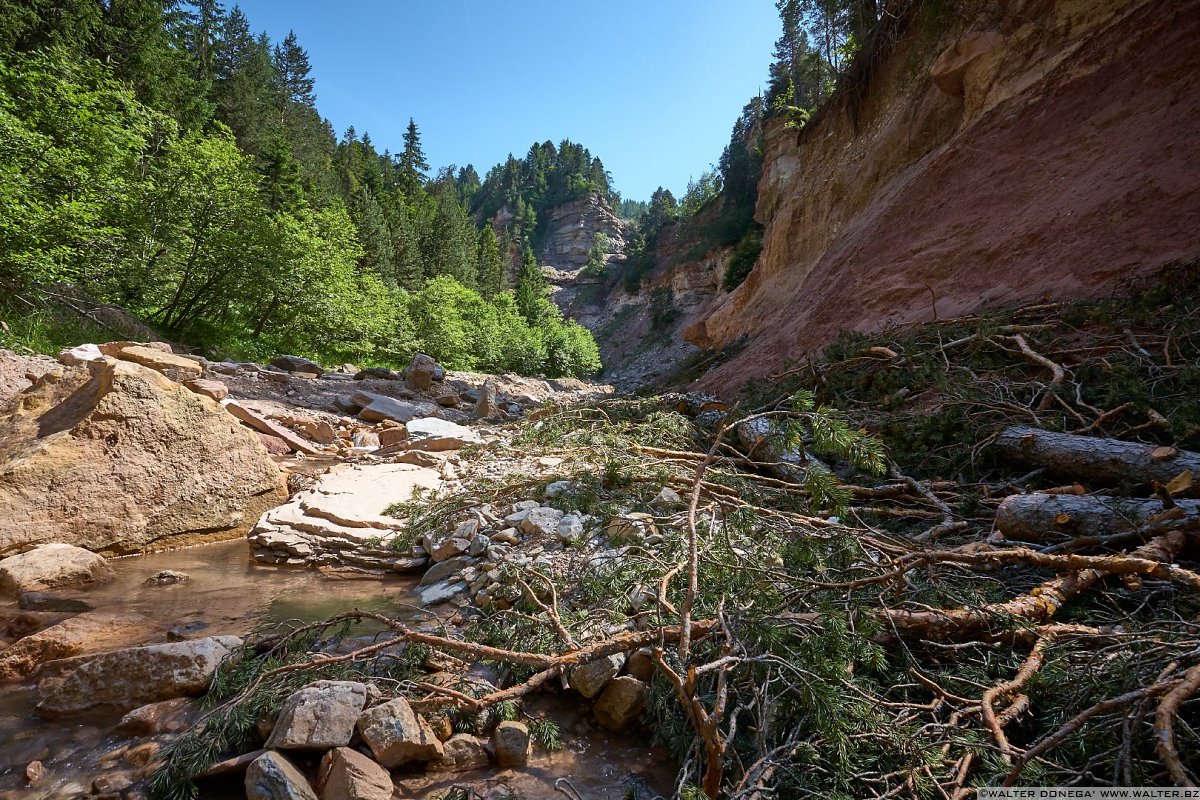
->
[249,463,441,570]
[0,358,287,555]
[684,0,1200,391]
[536,194,626,273]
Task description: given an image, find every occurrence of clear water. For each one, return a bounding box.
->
[0,540,675,799]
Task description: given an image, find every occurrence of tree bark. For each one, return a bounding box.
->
[995,493,1200,542]
[994,426,1200,495]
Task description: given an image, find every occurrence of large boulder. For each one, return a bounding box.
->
[568,653,625,699]
[0,544,113,595]
[492,721,530,767]
[351,391,435,424]
[35,635,241,716]
[266,681,369,750]
[356,697,444,767]
[245,752,317,800]
[593,675,648,731]
[432,734,490,772]
[270,355,324,376]
[404,353,444,392]
[0,359,287,556]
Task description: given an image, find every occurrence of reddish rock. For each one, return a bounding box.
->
[686,1,1200,393]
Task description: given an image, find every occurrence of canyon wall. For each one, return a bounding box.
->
[684,0,1200,390]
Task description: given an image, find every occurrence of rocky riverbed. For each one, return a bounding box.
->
[0,342,674,800]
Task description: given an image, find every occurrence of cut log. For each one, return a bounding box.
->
[996,494,1200,542]
[994,426,1200,496]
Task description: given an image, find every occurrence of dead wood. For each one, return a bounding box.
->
[995,426,1200,495]
[996,493,1200,542]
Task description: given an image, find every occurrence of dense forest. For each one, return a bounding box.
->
[0,0,602,376]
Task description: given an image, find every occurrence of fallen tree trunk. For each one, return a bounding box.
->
[994,426,1200,495]
[996,493,1200,542]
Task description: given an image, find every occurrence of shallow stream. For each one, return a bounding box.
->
[0,540,673,799]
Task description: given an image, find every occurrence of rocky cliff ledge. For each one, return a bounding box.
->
[685,0,1200,391]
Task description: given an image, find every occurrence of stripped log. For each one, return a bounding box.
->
[996,493,1200,542]
[994,426,1200,495]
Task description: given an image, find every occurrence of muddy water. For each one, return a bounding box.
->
[0,540,675,799]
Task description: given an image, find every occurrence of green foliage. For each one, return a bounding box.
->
[0,6,608,380]
[722,227,763,291]
[0,48,158,288]
[649,287,678,331]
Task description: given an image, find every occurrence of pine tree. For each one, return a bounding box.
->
[476,224,505,298]
[178,0,226,82]
[514,247,548,326]
[214,9,276,154]
[399,117,429,195]
[273,30,314,123]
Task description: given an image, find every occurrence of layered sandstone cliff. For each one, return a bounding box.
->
[684,0,1200,390]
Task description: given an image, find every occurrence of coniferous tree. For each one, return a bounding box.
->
[514,247,548,326]
[272,30,313,123]
[399,117,429,195]
[476,224,505,298]
[352,187,394,286]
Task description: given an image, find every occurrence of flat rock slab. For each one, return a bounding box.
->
[0,544,113,596]
[249,464,441,571]
[405,418,482,452]
[103,344,202,383]
[36,635,241,716]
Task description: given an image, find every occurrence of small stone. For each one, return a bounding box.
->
[357,697,444,767]
[245,751,318,800]
[92,773,132,796]
[24,761,44,785]
[556,514,584,543]
[145,570,189,586]
[432,734,490,772]
[542,480,578,499]
[429,537,469,562]
[317,747,392,800]
[519,507,565,537]
[593,676,648,731]
[492,721,530,766]
[490,528,519,545]
[650,486,684,510]
[183,378,229,402]
[512,500,540,512]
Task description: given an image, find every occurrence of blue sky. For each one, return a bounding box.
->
[231,1,780,201]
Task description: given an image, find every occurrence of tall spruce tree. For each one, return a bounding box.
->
[272,30,313,123]
[476,224,505,298]
[514,247,548,326]
[399,117,428,195]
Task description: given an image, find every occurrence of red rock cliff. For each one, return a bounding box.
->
[685,0,1200,390]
